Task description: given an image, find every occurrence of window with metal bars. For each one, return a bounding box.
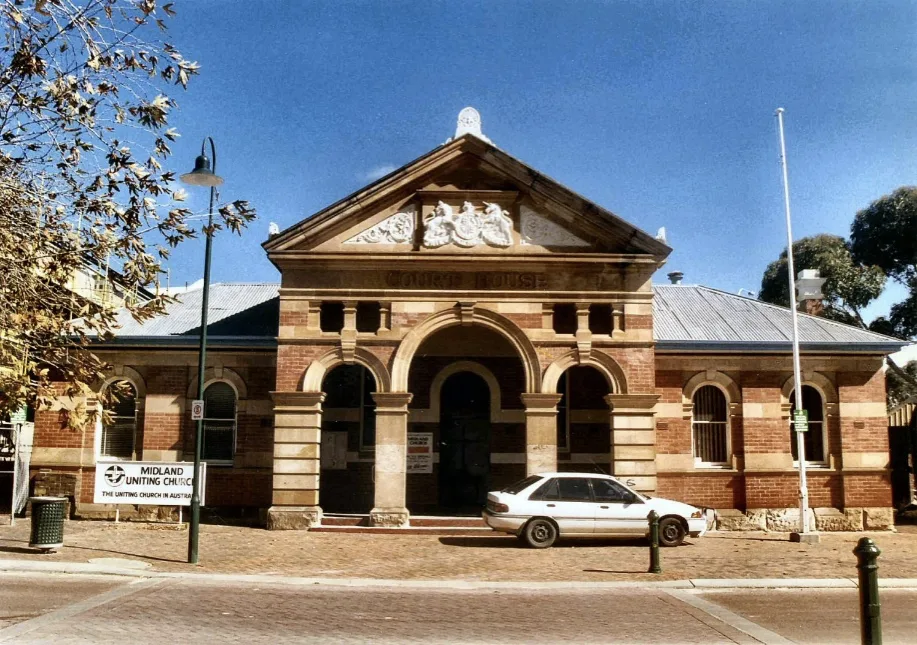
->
[101,381,137,460]
[203,382,236,463]
[789,386,826,463]
[692,385,729,466]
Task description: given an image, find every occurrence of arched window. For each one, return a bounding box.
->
[789,386,825,463]
[692,385,728,466]
[101,381,138,460]
[203,382,236,462]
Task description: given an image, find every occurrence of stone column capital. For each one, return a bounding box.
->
[271,391,326,411]
[371,392,413,413]
[521,393,563,412]
[604,393,660,414]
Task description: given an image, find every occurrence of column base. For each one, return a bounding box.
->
[266,505,322,530]
[790,532,821,544]
[370,507,410,527]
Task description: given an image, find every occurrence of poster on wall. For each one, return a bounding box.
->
[407,433,433,474]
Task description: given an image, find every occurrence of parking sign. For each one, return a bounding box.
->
[191,399,204,421]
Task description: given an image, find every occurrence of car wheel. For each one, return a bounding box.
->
[658,517,686,547]
[523,518,557,549]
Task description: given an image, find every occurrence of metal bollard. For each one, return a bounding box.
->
[648,510,661,574]
[854,537,882,645]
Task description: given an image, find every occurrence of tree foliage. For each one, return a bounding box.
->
[0,1,255,422]
[851,187,917,285]
[758,234,885,327]
[887,359,917,411]
[850,187,917,339]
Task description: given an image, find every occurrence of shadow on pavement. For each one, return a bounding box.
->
[439,536,678,549]
[0,537,182,563]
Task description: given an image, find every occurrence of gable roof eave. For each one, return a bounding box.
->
[263,134,672,260]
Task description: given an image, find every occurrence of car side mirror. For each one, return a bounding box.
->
[627,492,642,504]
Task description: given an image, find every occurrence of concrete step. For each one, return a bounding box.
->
[311,525,495,535]
[314,514,492,534]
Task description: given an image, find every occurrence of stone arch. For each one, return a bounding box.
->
[541,349,627,395]
[186,366,248,400]
[780,371,838,406]
[302,347,392,393]
[98,366,147,399]
[683,370,740,406]
[390,306,541,393]
[428,361,503,423]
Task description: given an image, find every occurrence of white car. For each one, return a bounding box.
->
[483,472,707,548]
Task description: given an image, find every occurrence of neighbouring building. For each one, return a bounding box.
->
[29,110,907,531]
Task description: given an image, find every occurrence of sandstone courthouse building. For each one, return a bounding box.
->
[31,110,907,531]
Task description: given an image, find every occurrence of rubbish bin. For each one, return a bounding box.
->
[29,496,67,552]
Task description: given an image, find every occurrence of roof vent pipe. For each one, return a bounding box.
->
[667,271,684,285]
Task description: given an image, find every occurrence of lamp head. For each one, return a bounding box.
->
[180,154,223,187]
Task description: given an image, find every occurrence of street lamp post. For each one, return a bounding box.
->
[180,137,224,564]
[775,108,822,544]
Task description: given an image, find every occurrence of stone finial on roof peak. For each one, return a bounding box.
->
[454,107,491,144]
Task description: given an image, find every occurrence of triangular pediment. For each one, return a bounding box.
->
[264,135,671,261]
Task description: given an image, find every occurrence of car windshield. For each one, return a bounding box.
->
[501,475,543,494]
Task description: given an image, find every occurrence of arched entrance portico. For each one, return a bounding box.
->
[403,324,527,517]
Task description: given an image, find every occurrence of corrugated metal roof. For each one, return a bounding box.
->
[111,283,278,337]
[653,285,907,350]
[98,282,907,353]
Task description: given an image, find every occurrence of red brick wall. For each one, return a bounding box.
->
[657,473,746,508]
[843,473,892,507]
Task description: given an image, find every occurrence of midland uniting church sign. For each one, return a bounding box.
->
[93,461,206,505]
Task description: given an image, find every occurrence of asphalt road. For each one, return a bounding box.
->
[1,573,915,644]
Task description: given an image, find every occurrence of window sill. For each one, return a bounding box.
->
[203,460,234,467]
[792,462,830,469]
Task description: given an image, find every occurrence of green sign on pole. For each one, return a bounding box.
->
[793,409,809,433]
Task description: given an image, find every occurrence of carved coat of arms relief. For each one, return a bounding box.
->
[422,201,513,249]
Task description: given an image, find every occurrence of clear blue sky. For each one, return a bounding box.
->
[161,1,917,322]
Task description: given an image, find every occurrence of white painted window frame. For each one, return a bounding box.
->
[790,385,828,467]
[690,383,731,468]
[96,378,139,462]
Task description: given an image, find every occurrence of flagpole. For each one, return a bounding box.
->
[775,107,818,543]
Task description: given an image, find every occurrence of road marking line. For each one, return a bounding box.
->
[663,589,795,645]
[0,578,169,642]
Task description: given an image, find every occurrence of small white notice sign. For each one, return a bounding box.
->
[191,399,204,421]
[407,433,433,474]
[94,461,206,506]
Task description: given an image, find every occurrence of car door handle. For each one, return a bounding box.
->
[546,504,555,508]
[600,505,609,509]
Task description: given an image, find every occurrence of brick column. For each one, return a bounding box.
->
[838,370,893,528]
[266,391,324,530]
[521,393,562,476]
[606,394,659,494]
[370,392,413,527]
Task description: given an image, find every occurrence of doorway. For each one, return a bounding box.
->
[439,371,491,511]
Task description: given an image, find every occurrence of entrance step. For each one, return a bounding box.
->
[314,514,493,535]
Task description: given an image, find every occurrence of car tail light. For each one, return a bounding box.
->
[487,501,509,513]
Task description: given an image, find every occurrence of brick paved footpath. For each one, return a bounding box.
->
[1,520,916,581]
[2,575,917,644]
